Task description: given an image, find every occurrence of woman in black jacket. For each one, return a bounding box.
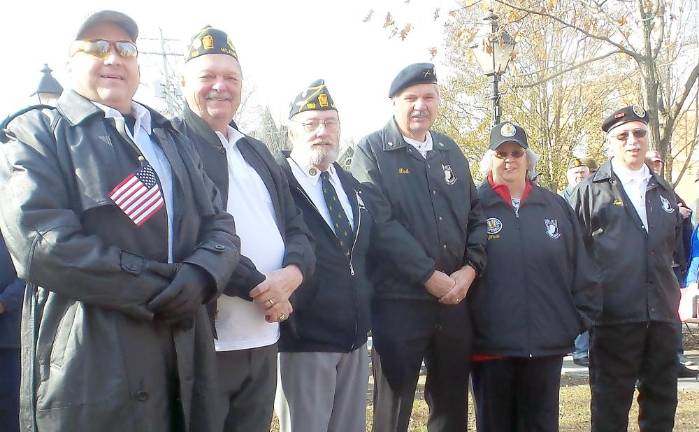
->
[469,122,600,432]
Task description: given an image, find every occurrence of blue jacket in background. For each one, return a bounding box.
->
[0,234,24,348]
[686,225,699,286]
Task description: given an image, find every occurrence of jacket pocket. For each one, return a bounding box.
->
[49,301,78,368]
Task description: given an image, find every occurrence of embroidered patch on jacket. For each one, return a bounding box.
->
[398,167,410,174]
[545,219,561,239]
[442,164,457,185]
[660,195,675,214]
[487,218,503,235]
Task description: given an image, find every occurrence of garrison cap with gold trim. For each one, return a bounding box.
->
[602,105,649,133]
[185,26,238,63]
[567,158,587,170]
[489,122,528,150]
[289,79,337,119]
[389,63,438,98]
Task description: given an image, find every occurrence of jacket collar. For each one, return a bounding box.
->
[479,178,547,208]
[381,117,450,153]
[57,89,173,131]
[592,159,670,192]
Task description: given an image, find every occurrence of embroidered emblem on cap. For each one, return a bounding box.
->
[202,35,214,50]
[545,219,561,239]
[660,195,675,214]
[632,105,646,117]
[442,164,457,185]
[318,94,329,108]
[487,218,503,235]
[501,123,516,138]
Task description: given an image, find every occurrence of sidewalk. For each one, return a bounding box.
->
[561,350,699,391]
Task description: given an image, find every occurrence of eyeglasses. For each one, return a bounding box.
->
[70,39,138,59]
[291,118,340,133]
[613,128,647,142]
[494,149,525,159]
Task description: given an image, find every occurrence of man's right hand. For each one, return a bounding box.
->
[424,270,456,299]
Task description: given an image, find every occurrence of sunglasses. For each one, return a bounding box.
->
[494,149,525,159]
[70,39,138,59]
[613,128,647,142]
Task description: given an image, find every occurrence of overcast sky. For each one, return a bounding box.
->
[1,0,462,141]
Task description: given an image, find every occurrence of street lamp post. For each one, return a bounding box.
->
[473,9,516,126]
[31,64,63,106]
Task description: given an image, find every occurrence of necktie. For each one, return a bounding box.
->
[320,171,353,257]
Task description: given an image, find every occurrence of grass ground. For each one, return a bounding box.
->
[272,387,699,431]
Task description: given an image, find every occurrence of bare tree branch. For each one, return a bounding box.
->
[513,50,621,88]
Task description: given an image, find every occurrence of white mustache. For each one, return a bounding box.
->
[205,93,232,101]
[410,111,428,118]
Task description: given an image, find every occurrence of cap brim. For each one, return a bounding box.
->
[76,10,139,41]
[490,138,527,150]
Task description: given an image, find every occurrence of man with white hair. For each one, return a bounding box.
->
[173,26,314,432]
[572,105,683,431]
[560,158,590,202]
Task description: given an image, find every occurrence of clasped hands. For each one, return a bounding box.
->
[424,265,477,305]
[250,265,303,323]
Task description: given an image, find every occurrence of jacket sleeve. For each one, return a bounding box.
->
[462,160,487,274]
[177,136,241,303]
[0,265,24,314]
[351,138,436,285]
[686,226,699,286]
[561,195,602,329]
[0,112,179,320]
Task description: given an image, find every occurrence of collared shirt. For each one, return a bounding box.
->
[214,125,284,351]
[611,157,652,232]
[287,155,354,233]
[403,132,433,158]
[95,101,175,262]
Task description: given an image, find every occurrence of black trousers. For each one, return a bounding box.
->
[471,356,563,432]
[371,299,472,432]
[0,348,19,432]
[590,322,678,432]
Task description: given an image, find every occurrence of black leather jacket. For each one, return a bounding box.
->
[572,160,682,325]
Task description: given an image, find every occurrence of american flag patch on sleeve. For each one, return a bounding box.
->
[108,163,165,226]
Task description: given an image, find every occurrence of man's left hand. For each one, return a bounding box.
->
[440,265,477,305]
[679,205,692,220]
[251,265,303,310]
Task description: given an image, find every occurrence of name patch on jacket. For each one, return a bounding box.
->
[108,163,165,226]
[487,217,502,240]
[545,219,561,239]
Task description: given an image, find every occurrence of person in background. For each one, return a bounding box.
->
[0,233,24,432]
[646,150,697,378]
[470,122,600,431]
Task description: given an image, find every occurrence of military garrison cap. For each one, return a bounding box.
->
[388,63,437,98]
[567,158,587,170]
[602,105,649,133]
[489,122,528,150]
[288,79,337,119]
[76,10,139,41]
[185,26,238,63]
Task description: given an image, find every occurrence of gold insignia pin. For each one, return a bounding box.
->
[202,35,214,50]
[318,94,329,108]
[632,105,646,117]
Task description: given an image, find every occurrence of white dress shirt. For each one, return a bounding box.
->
[611,157,652,232]
[95,101,175,262]
[214,126,285,352]
[287,156,354,233]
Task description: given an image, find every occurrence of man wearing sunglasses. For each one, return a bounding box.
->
[172,26,314,432]
[351,63,487,431]
[0,10,241,432]
[571,105,683,431]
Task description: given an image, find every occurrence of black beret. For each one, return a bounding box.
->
[567,158,587,170]
[76,10,138,41]
[388,63,438,98]
[185,26,238,63]
[289,79,337,119]
[489,122,528,150]
[602,105,649,133]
